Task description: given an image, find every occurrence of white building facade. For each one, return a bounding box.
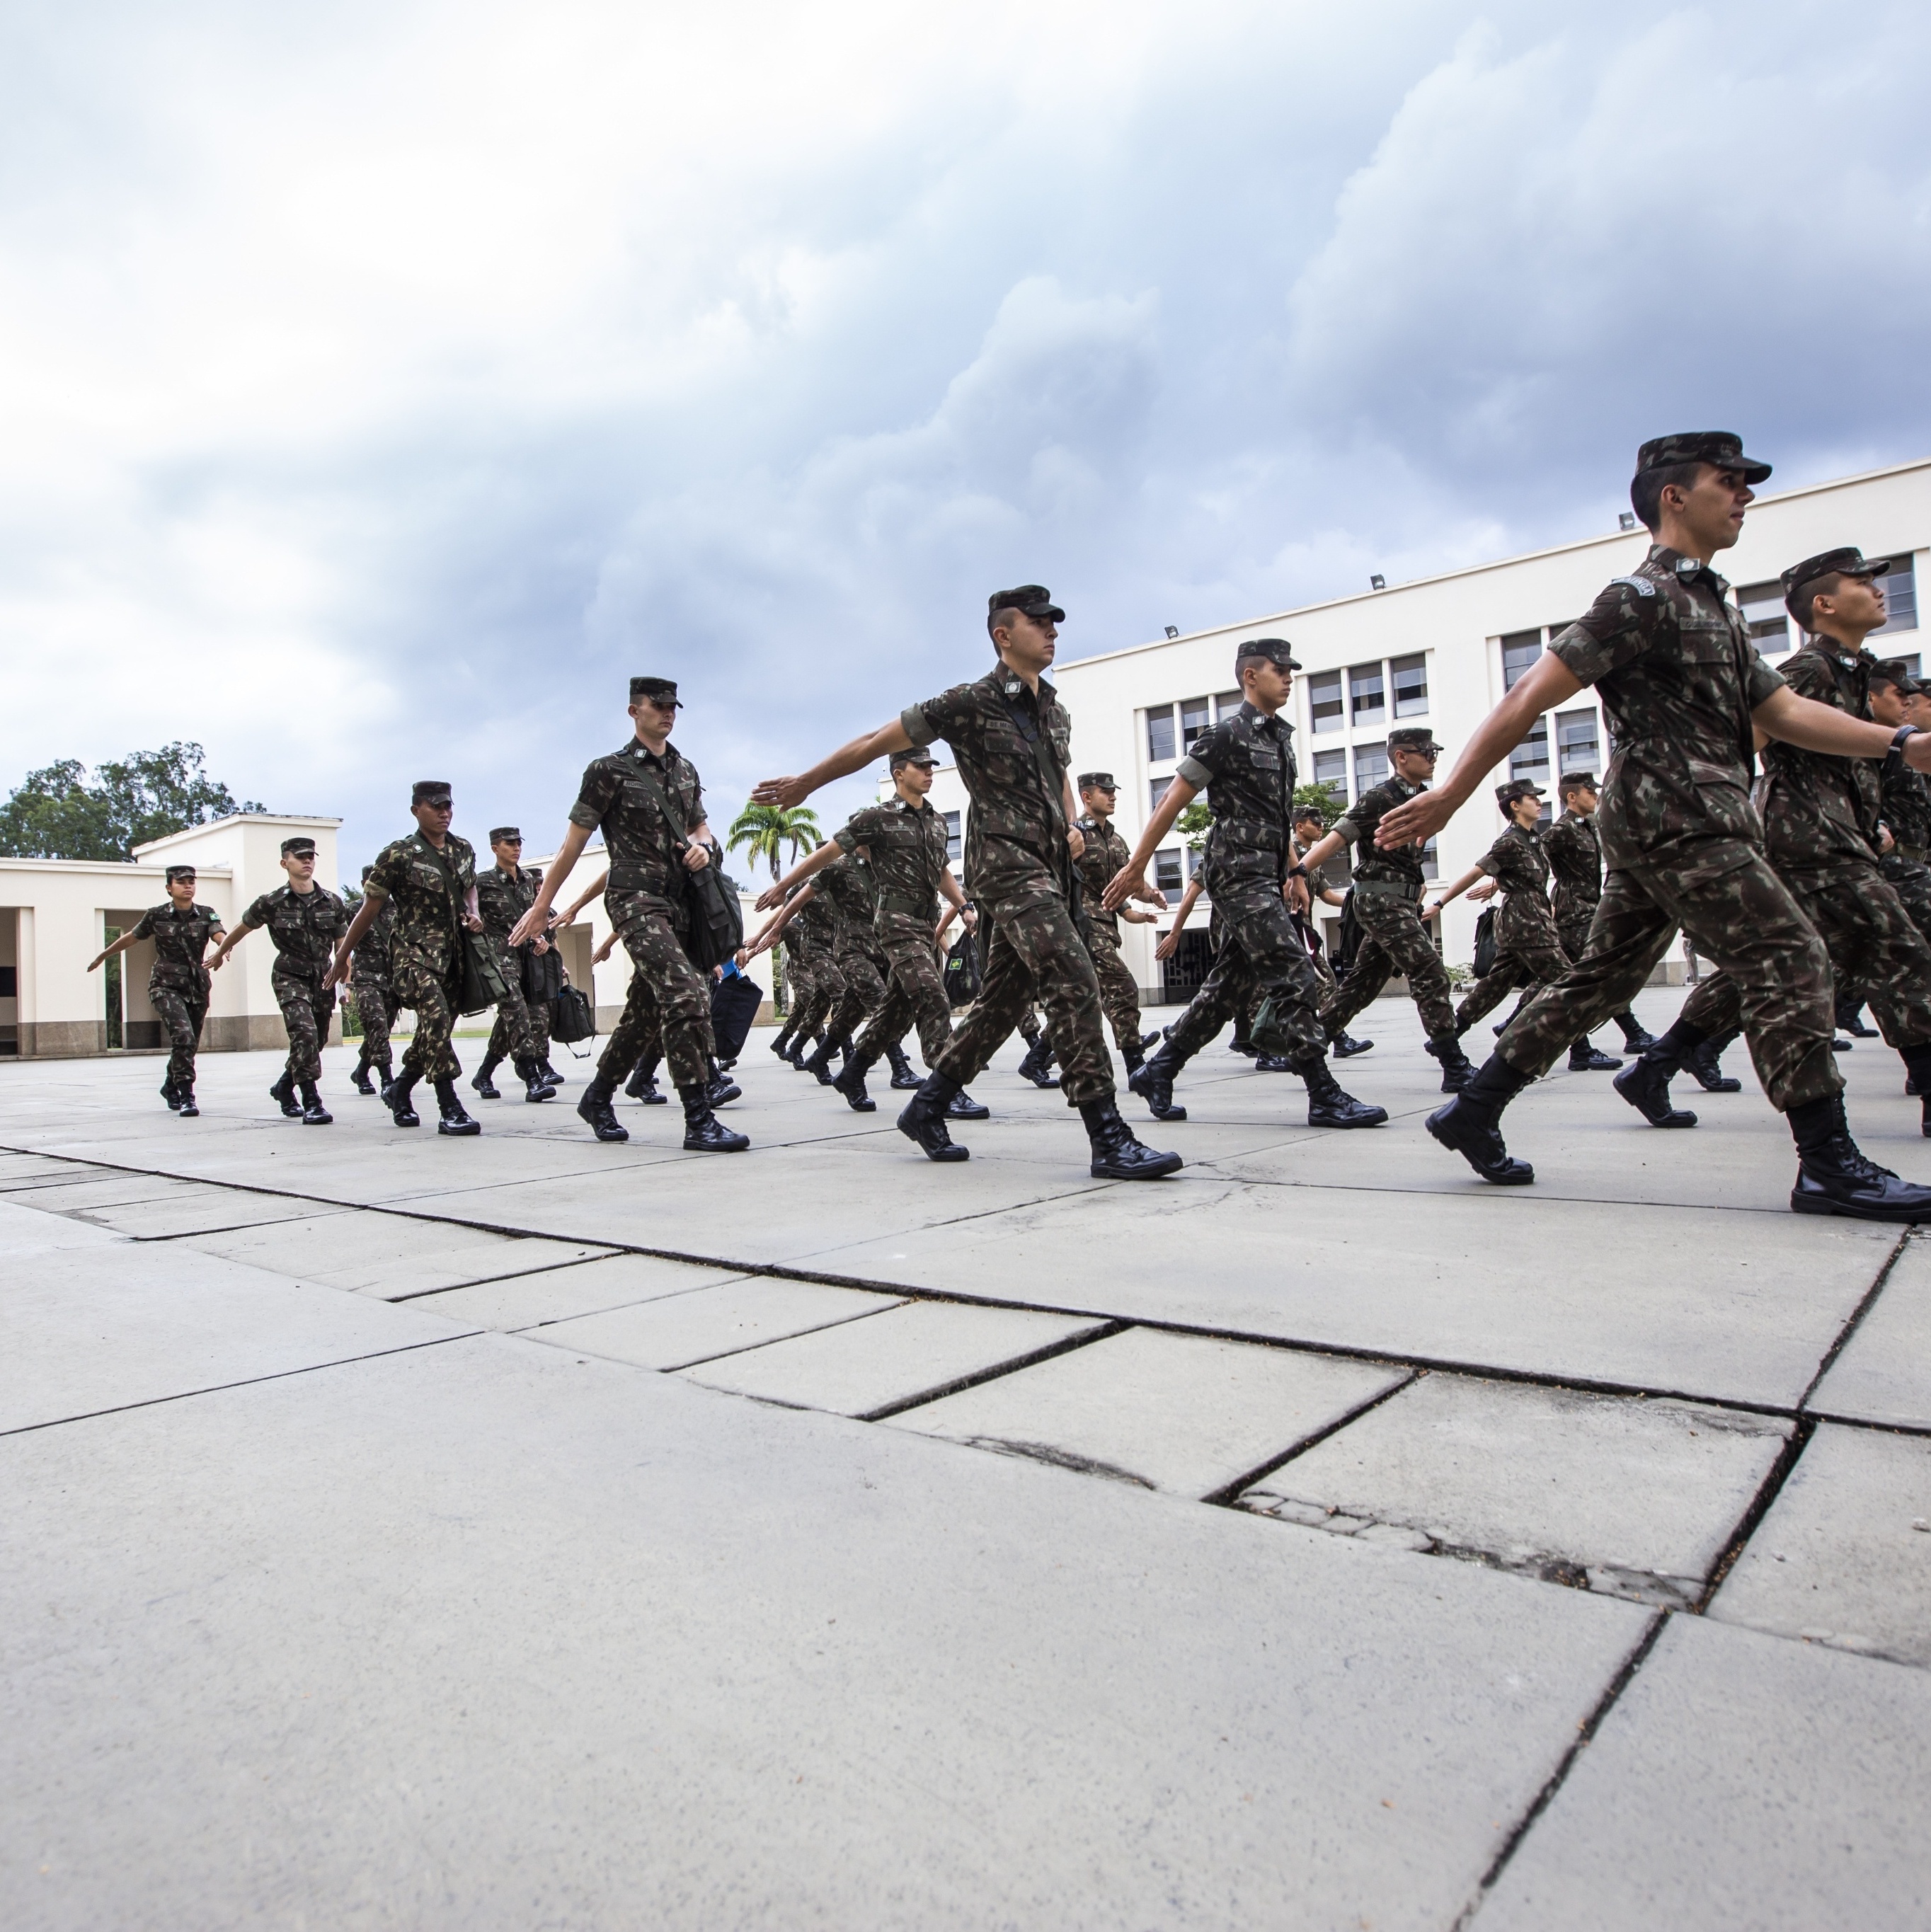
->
[928,456,1930,1004]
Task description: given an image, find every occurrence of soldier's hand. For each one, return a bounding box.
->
[86,952,105,972]
[462,912,485,932]
[683,844,710,872]
[319,955,340,989]
[1880,825,1896,853]
[508,907,546,946]
[532,935,550,954]
[754,777,810,808]
[1377,790,1455,848]
[1066,825,1086,861]
[1143,888,1169,911]
[1422,901,1443,921]
[1100,864,1145,914]
[755,884,784,912]
[1119,906,1154,925]
[1285,876,1310,914]
[593,933,618,965]
[1468,878,1498,902]
[1154,930,1180,961]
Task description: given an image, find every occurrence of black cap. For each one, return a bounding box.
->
[1558,771,1599,792]
[1078,772,1117,790]
[1780,547,1891,610]
[1634,430,1772,485]
[987,585,1065,624]
[1236,636,1301,672]
[412,781,452,807]
[165,864,196,883]
[630,677,682,706]
[1387,727,1443,754]
[889,749,938,772]
[1872,659,1922,696]
[280,836,317,857]
[1496,779,1545,807]
[489,826,521,843]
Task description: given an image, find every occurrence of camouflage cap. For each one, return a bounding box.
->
[987,585,1065,624]
[1872,658,1921,696]
[1077,771,1117,790]
[1780,547,1891,602]
[280,836,317,857]
[629,677,681,706]
[164,864,197,883]
[889,749,938,771]
[1496,779,1546,808]
[361,863,375,882]
[1558,771,1599,792]
[411,781,452,806]
[488,826,521,843]
[1387,726,1443,754]
[1236,636,1301,671]
[1634,430,1772,485]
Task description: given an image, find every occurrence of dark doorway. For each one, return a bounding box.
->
[1160,930,1213,1004]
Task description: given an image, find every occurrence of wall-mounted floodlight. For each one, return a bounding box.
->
[1164,625,1179,638]
[1619,512,1637,531]
[1369,575,1386,592]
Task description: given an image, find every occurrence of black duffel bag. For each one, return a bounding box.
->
[551,982,596,1045]
[522,941,566,1003]
[944,928,981,1008]
[1332,890,1362,980]
[710,967,762,1062]
[1472,906,1499,979]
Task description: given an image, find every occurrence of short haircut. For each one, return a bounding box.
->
[986,603,1021,646]
[1787,571,1843,631]
[1558,772,1597,796]
[1629,459,1703,534]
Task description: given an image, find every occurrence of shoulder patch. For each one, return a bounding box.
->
[1610,575,1656,599]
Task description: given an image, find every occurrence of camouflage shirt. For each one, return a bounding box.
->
[1880,754,1931,862]
[1177,701,1296,885]
[1476,822,1560,949]
[1756,642,1882,871]
[352,895,396,985]
[1074,815,1134,939]
[902,669,1075,907]
[241,883,349,978]
[1333,777,1431,890]
[835,798,950,926]
[1551,544,1784,869]
[794,885,838,953]
[128,902,224,989]
[814,853,882,958]
[568,739,705,900]
[365,830,477,979]
[476,862,544,938]
[1542,809,1605,922]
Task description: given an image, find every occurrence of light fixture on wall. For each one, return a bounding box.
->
[1164,625,1179,638]
[1369,575,1386,592]
[1619,512,1637,531]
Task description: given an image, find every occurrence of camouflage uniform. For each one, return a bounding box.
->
[1498,546,1840,1113]
[1452,822,1570,1033]
[127,900,224,1093]
[476,861,553,1069]
[903,667,1113,1106]
[350,895,399,1072]
[1296,857,1342,994]
[568,739,716,1090]
[1879,751,1931,941]
[365,831,477,1085]
[835,795,955,1067]
[1318,778,1457,1041]
[240,883,349,1083]
[815,853,890,1045]
[790,890,845,1040]
[1074,815,1150,1054]
[1679,639,1931,1057]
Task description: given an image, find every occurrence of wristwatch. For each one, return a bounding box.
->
[1286,862,1308,879]
[1891,725,1921,757]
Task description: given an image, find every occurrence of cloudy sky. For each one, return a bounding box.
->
[4,0,1928,872]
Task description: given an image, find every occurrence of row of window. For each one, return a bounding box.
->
[1146,690,1244,762]
[1306,654,1429,733]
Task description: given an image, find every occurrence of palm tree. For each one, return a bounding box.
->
[726,802,823,1015]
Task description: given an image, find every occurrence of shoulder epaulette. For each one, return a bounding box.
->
[1610,575,1656,598]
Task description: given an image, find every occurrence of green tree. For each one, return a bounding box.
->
[1294,780,1343,829]
[1174,800,1213,849]
[0,742,265,861]
[724,802,823,882]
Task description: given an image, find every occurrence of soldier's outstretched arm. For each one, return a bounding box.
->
[743,888,811,960]
[87,928,144,972]
[1754,685,1931,768]
[939,868,973,924]
[1104,776,1198,911]
[554,869,610,928]
[207,916,262,973]
[755,840,843,912]
[321,900,377,989]
[753,721,915,808]
[1379,654,1584,849]
[1427,863,1489,915]
[510,824,595,945]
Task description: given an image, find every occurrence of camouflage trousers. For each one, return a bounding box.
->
[1680,859,1931,1058]
[484,941,551,1069]
[854,921,953,1067]
[1455,928,1571,1035]
[1557,913,1643,1037]
[793,946,845,1041]
[350,977,395,1069]
[273,962,335,1085]
[596,892,714,1091]
[393,960,462,1086]
[149,976,208,1093]
[1167,869,1327,1069]
[934,884,1114,1106]
[1295,914,1338,994]
[1879,856,1931,950]
[826,942,889,1045]
[1017,1001,1045,1044]
[1087,927,1146,1055]
[1321,888,1457,1040]
[1499,837,1840,1112]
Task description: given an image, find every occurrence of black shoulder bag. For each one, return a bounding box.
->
[996,689,1091,945]
[420,839,510,1016]
[631,769,745,972]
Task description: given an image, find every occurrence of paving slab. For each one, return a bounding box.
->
[56,1184,356,1240]
[171,1209,617,1299]
[0,1155,118,1188]
[1809,1236,1931,1427]
[1708,1422,1931,1665]
[682,1300,1107,1417]
[527,1275,906,1371]
[0,1331,1651,1931]
[407,1252,751,1330]
[1477,1613,1931,1931]
[1,1171,217,1214]
[1244,1374,1791,1606]
[890,1326,1408,1496]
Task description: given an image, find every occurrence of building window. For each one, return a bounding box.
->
[1313,749,1347,806]
[1501,631,1542,689]
[1181,696,1212,749]
[1391,652,1428,717]
[1214,689,1242,720]
[1150,776,1174,812]
[1353,743,1388,795]
[1153,849,1184,894]
[1555,710,1600,778]
[1421,838,1439,882]
[1308,670,1343,734]
[1350,662,1385,728]
[1736,580,1790,655]
[1146,706,1176,762]
[1876,555,1920,635]
[943,811,961,864]
[1511,718,1549,782]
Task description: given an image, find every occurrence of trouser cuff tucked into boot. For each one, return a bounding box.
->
[1296,1054,1388,1129]
[1079,1098,1184,1180]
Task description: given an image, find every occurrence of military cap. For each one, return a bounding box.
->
[280,836,317,857]
[1872,658,1921,695]
[889,749,938,771]
[630,676,681,706]
[1634,430,1772,485]
[164,864,197,883]
[1558,771,1599,792]
[489,826,521,843]
[1077,771,1117,790]
[1236,636,1301,669]
[1387,726,1443,754]
[360,863,374,882]
[1496,779,1545,807]
[987,585,1065,623]
[411,780,453,806]
[1780,547,1890,606]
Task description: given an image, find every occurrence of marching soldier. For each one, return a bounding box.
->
[1387,433,1931,1221]
[208,835,348,1125]
[471,827,558,1104]
[1545,774,1654,1059]
[90,863,224,1116]
[1108,637,1384,1130]
[326,781,485,1136]
[1074,772,1165,1074]
[348,864,399,1096]
[755,585,1179,1177]
[1873,663,1931,943]
[1291,803,1370,1054]
[788,887,844,1069]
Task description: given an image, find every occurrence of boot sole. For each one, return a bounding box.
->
[1792,1190,1931,1223]
[1091,1151,1184,1180]
[684,1137,750,1152]
[1425,1108,1535,1185]
[895,1117,968,1161]
[437,1122,481,1136]
[1309,1107,1388,1129]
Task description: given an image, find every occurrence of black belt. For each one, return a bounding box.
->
[1353,877,1423,902]
[876,891,938,919]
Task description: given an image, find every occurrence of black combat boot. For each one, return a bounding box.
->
[1904,1047,1931,1137]
[350,1054,377,1096]
[1080,1098,1184,1180]
[177,1088,200,1118]
[832,1051,878,1112]
[1426,1033,1474,1093]
[705,1058,742,1107]
[269,1068,302,1118]
[1789,1093,1931,1220]
[897,1074,970,1161]
[1837,997,1879,1038]
[680,1083,750,1151]
[1299,1055,1388,1129]
[541,1057,563,1085]
[1016,1036,1060,1088]
[801,1033,845,1085]
[1128,1045,1188,1122]
[1567,1038,1624,1071]
[788,1032,818,1069]
[298,1081,333,1126]
[1227,1023,1256,1057]
[884,1042,922,1090]
[516,1057,554,1103]
[947,1087,990,1119]
[1138,1029,1162,1054]
[1426,1053,1535,1184]
[576,1072,629,1142]
[1332,1033,1374,1058]
[1614,1011,1656,1052]
[471,1054,503,1100]
[1121,1037,1147,1076]
[160,1075,182,1110]
[626,1056,667,1105]
[1683,1028,1743,1093]
[435,1079,481,1136]
[1255,1054,1296,1071]
[1613,1023,1700,1128]
[769,1020,797,1059]
[382,1071,420,1127]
